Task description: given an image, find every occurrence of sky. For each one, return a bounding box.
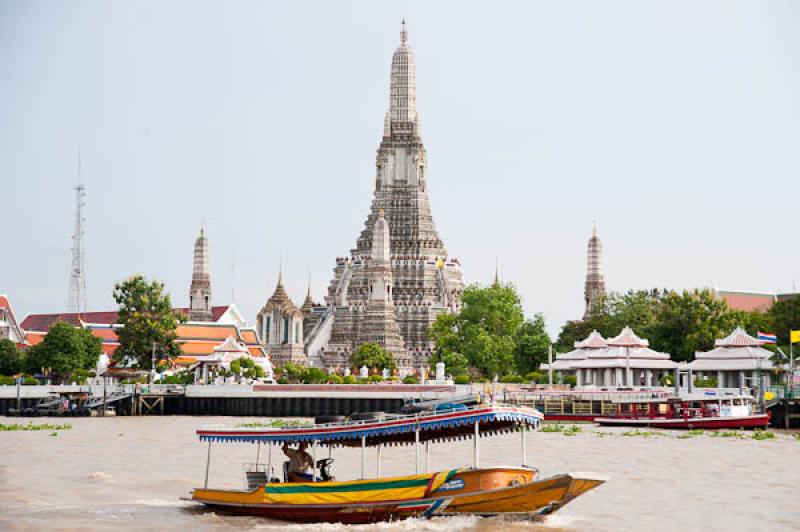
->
[1,1,798,336]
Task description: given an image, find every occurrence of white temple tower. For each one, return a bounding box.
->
[315,22,465,371]
[583,224,606,320]
[189,227,213,322]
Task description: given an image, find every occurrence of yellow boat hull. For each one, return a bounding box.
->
[190,467,604,523]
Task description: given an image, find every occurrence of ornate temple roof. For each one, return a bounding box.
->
[688,327,775,371]
[607,326,649,348]
[714,327,761,347]
[575,330,608,349]
[263,275,302,316]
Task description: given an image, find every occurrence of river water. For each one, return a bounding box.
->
[1,416,798,531]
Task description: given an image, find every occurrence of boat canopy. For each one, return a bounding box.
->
[197,405,543,447]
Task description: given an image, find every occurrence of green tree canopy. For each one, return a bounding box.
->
[769,296,800,345]
[0,339,24,375]
[113,275,185,369]
[350,343,397,371]
[514,314,551,375]
[24,322,102,380]
[430,283,526,377]
[556,288,766,362]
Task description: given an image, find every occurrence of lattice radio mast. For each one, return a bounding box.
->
[67,153,87,315]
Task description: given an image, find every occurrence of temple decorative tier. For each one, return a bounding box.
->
[307,23,464,372]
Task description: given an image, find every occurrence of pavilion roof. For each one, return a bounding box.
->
[607,326,649,348]
[714,327,761,347]
[575,330,608,349]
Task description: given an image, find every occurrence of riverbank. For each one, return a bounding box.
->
[1,416,798,531]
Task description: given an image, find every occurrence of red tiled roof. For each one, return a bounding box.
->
[21,311,120,331]
[717,291,775,312]
[21,305,233,333]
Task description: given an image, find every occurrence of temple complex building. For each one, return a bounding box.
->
[189,227,213,322]
[583,224,606,320]
[256,275,306,366]
[301,23,464,372]
[688,327,776,388]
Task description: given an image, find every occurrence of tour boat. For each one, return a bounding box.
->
[187,405,605,523]
[594,393,770,429]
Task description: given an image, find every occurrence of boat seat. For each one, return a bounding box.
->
[246,470,268,490]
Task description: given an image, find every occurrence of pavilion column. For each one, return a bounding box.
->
[576,370,583,387]
[718,371,725,388]
[202,364,209,385]
[615,368,622,387]
[646,370,653,387]
[738,371,745,389]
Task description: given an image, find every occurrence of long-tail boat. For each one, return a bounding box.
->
[187,404,605,523]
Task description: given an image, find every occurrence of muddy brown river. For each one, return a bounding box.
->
[0,416,798,531]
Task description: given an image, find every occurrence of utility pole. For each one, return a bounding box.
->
[547,344,553,388]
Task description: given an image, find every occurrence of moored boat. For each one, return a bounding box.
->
[187,405,606,523]
[594,393,770,429]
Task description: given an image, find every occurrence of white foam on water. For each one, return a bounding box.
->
[84,471,114,482]
[132,499,193,507]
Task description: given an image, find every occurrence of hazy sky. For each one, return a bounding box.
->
[1,1,798,336]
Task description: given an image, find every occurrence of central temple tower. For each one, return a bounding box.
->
[310,23,465,372]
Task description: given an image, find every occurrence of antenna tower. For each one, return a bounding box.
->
[67,153,87,315]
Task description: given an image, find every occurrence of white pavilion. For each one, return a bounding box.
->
[541,330,608,378]
[570,326,677,387]
[192,336,274,384]
[688,327,777,389]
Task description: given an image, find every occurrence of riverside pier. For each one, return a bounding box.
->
[0,383,461,417]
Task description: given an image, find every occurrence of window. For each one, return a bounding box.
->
[283,318,289,344]
[264,316,271,343]
[295,323,300,344]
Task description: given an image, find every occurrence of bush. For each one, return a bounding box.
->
[454,374,470,385]
[302,367,328,384]
[22,376,40,385]
[403,376,419,384]
[342,375,357,384]
[367,375,384,383]
[500,374,523,383]
[0,376,15,385]
[326,374,344,384]
[276,377,289,384]
[562,375,577,387]
[525,371,546,383]
[694,377,718,388]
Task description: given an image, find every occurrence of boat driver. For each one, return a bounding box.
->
[282,442,314,482]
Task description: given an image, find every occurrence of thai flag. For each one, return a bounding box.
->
[757,331,777,344]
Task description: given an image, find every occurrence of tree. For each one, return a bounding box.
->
[649,289,742,362]
[514,314,551,375]
[113,275,184,369]
[430,283,524,377]
[769,296,800,345]
[0,339,23,375]
[24,322,102,380]
[441,351,469,377]
[350,343,396,371]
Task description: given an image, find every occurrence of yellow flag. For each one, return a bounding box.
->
[791,330,800,344]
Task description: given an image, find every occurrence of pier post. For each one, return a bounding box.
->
[377,444,382,477]
[204,441,212,489]
[415,428,420,474]
[267,443,272,481]
[473,421,480,469]
[360,436,366,479]
[521,425,527,466]
[425,441,430,473]
[312,440,317,483]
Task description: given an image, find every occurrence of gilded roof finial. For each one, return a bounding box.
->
[400,18,408,44]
